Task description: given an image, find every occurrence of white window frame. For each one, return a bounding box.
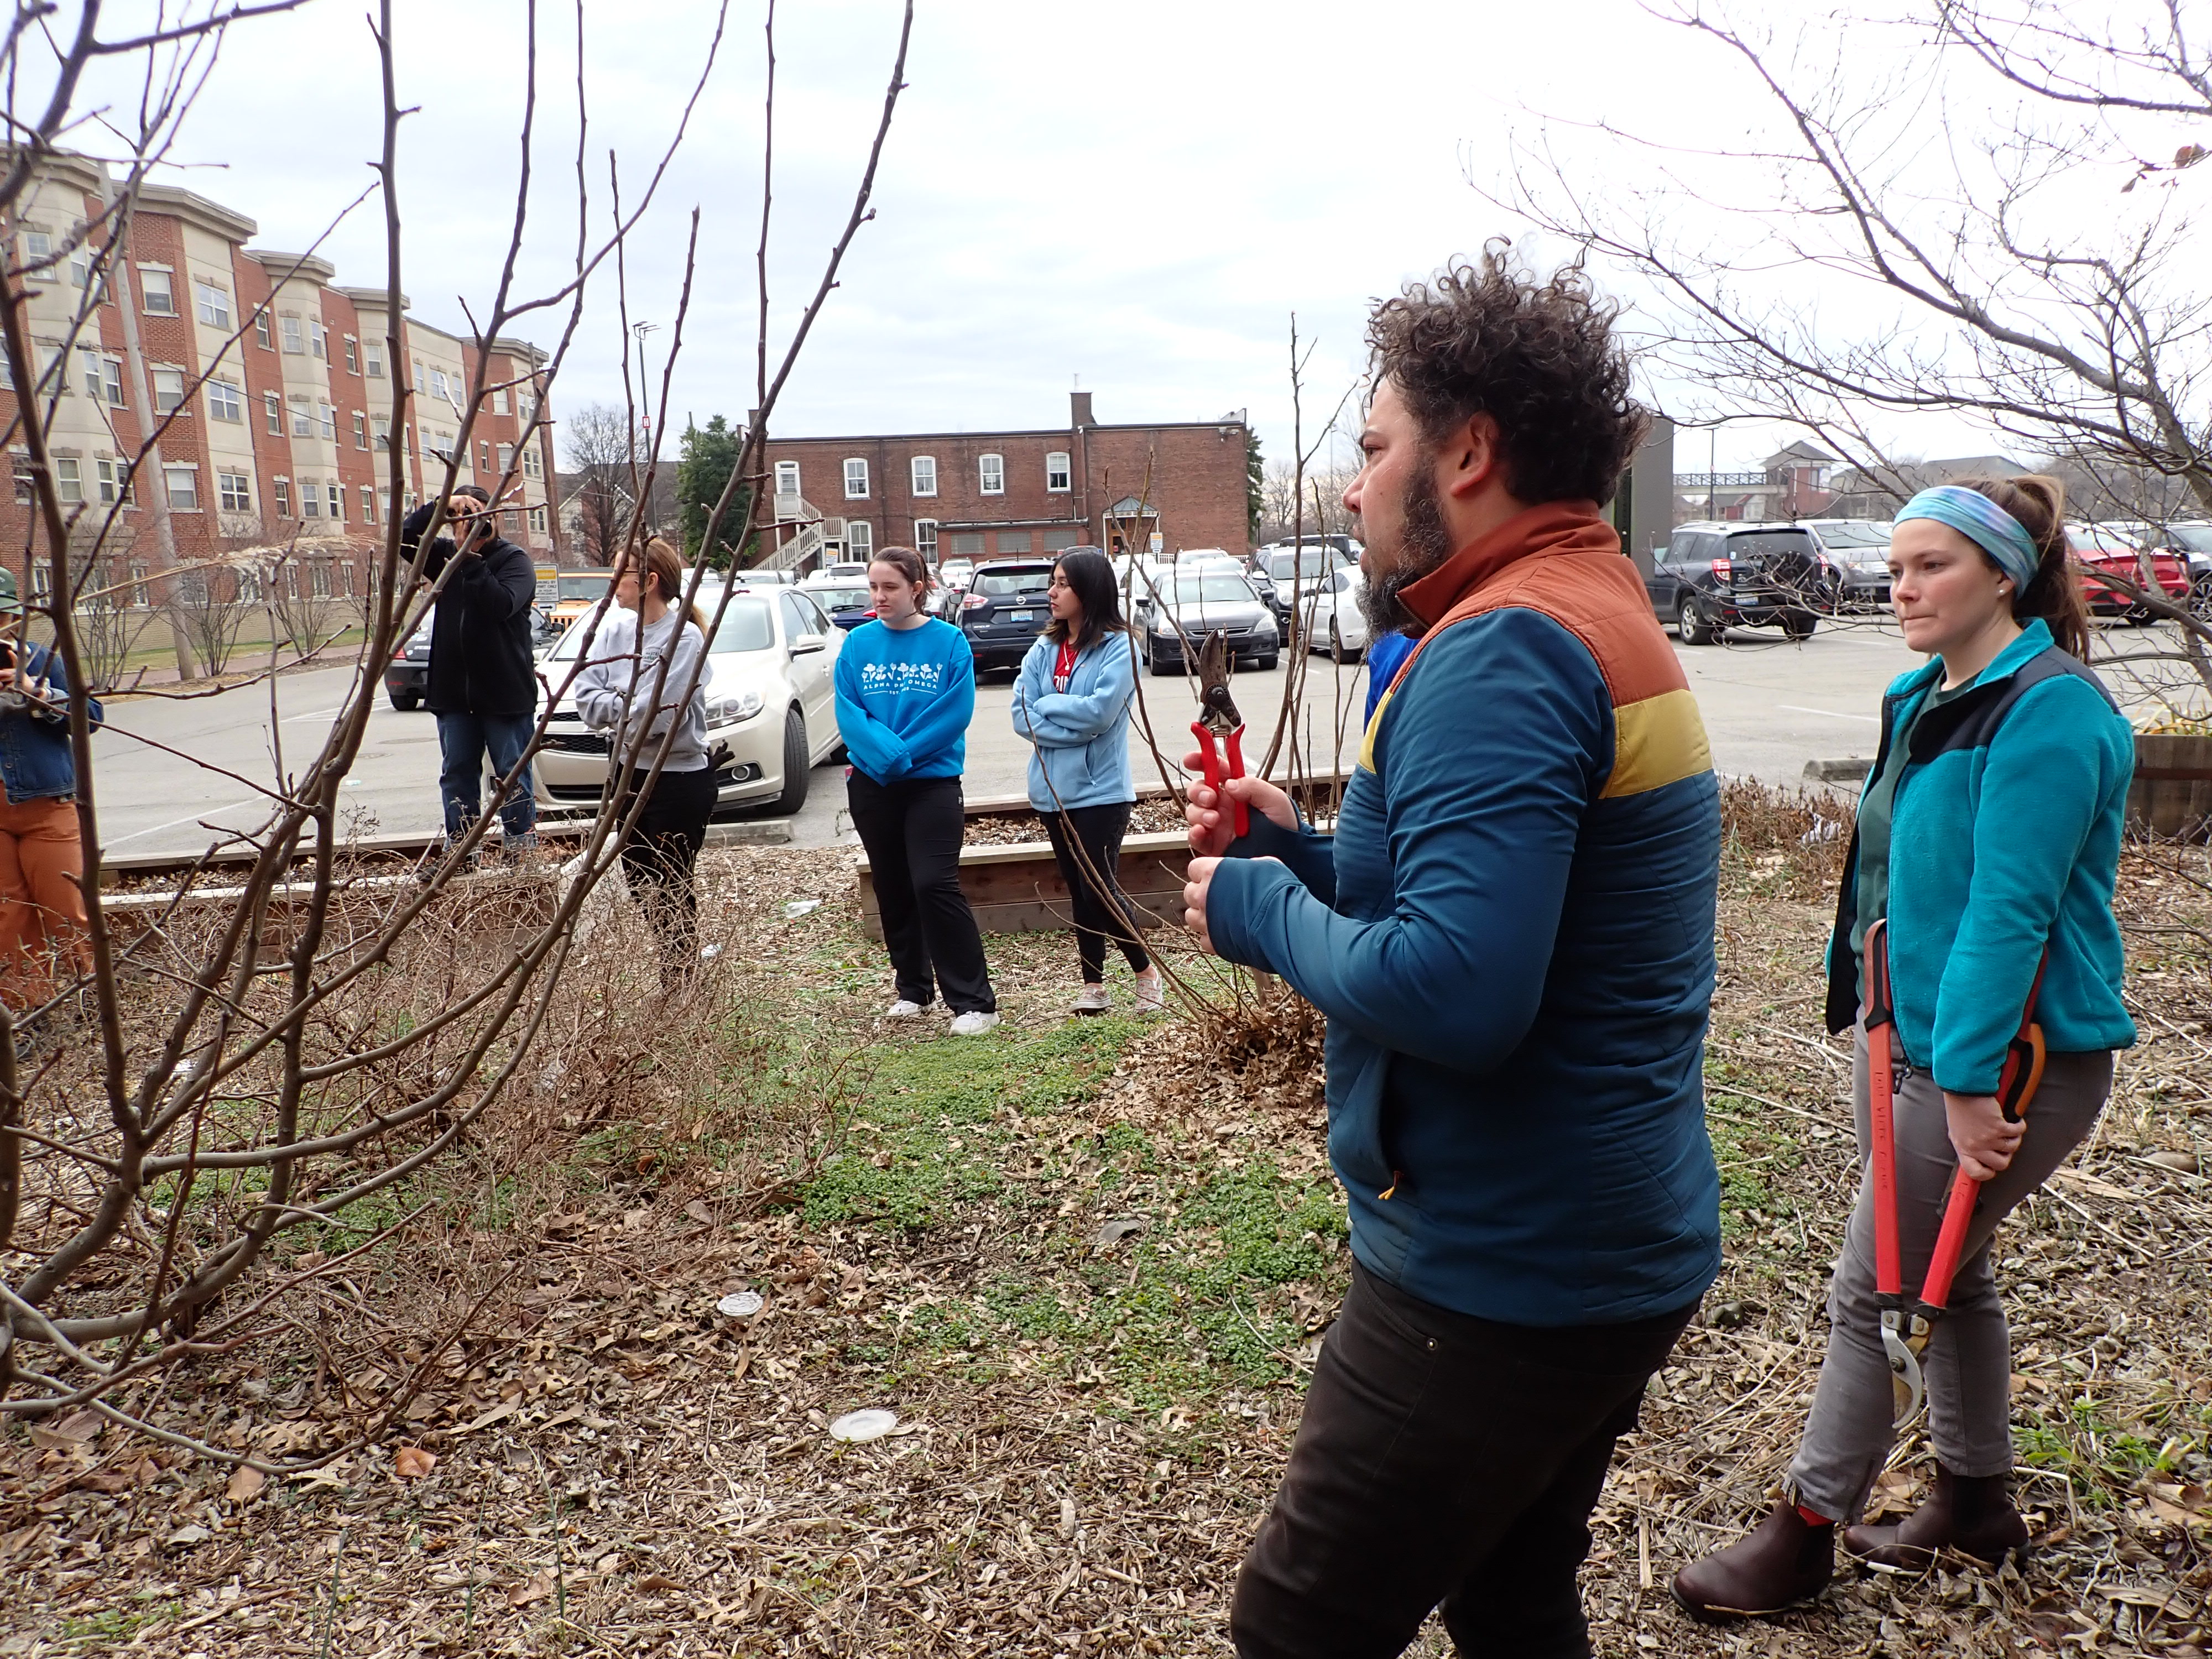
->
[217,471,252,513]
[978,452,1005,495]
[430,368,450,404]
[353,411,367,449]
[207,380,242,422]
[280,315,305,353]
[915,518,938,560]
[195,280,230,328]
[496,442,514,474]
[273,477,291,517]
[300,479,321,518]
[343,336,358,374]
[21,231,53,283]
[289,395,312,439]
[364,340,384,377]
[162,462,200,511]
[360,484,376,523]
[843,457,870,499]
[529,504,548,535]
[319,401,336,441]
[327,481,342,520]
[492,388,510,415]
[520,445,542,481]
[95,456,119,504]
[910,455,937,497]
[372,416,390,452]
[264,392,283,434]
[152,368,187,415]
[254,313,272,349]
[774,460,800,496]
[55,457,81,504]
[1046,451,1072,492]
[139,268,175,315]
[847,520,874,559]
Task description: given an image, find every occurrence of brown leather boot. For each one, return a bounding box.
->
[1671,1501,1835,1619]
[1841,1465,2030,1574]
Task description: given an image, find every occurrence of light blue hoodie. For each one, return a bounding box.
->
[1011,632,1139,811]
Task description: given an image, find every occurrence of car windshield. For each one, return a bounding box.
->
[1264,551,1340,579]
[1724,531,1819,559]
[1814,522,1891,549]
[557,574,611,601]
[708,598,774,653]
[1173,576,1256,603]
[974,568,1052,597]
[2071,526,2138,554]
[2163,524,2212,553]
[808,585,871,611]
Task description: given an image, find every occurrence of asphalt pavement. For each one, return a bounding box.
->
[94,616,1936,863]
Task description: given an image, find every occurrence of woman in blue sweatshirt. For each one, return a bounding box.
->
[1013,548,1164,1015]
[833,547,998,1035]
[1676,476,2136,1618]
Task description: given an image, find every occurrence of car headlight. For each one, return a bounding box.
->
[706,690,764,727]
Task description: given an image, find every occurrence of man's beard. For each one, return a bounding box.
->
[1357,465,1454,637]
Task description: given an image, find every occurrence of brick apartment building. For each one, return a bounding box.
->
[0,149,561,619]
[761,391,1253,567]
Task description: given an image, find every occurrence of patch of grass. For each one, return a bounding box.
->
[60,1599,182,1642]
[2017,1394,2195,1504]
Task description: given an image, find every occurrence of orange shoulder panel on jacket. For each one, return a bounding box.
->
[1455,549,1687,708]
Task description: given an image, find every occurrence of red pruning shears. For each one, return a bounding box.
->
[1863,919,2047,1427]
[1192,632,1249,838]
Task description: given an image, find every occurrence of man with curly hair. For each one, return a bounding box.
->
[1182,246,1723,1657]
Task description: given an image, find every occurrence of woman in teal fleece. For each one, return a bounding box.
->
[833,548,998,1036]
[1012,548,1165,1015]
[1677,476,2136,1618]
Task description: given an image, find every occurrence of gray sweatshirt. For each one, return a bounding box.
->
[572,608,711,773]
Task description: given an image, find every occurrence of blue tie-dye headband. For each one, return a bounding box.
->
[1895,486,2042,591]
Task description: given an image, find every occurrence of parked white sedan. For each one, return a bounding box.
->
[1295,564,1370,661]
[533,584,845,818]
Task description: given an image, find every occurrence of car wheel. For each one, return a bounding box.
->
[1330,618,1363,665]
[1783,611,1818,640]
[1257,651,1279,671]
[1677,594,1719,646]
[388,690,419,711]
[1150,644,1176,677]
[768,707,810,815]
[2191,575,2212,621]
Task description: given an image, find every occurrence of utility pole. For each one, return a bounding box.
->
[1707,428,1717,520]
[100,173,200,680]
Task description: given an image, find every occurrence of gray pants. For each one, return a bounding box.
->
[1785,1023,2112,1522]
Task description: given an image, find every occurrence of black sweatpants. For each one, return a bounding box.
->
[615,764,716,977]
[1040,801,1151,982]
[846,771,995,1014]
[1232,1261,1697,1659]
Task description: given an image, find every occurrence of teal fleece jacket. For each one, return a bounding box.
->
[1010,632,1139,811]
[1824,620,2136,1092]
[833,618,974,784]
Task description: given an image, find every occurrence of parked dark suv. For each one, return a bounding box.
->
[1647,523,1835,643]
[956,559,1057,673]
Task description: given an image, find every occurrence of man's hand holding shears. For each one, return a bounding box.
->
[1182,632,1296,953]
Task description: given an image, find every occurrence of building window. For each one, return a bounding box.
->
[998,531,1031,555]
[140,269,175,314]
[327,482,342,520]
[373,416,390,451]
[77,347,102,400]
[492,388,509,415]
[496,442,513,474]
[195,280,230,327]
[478,440,491,473]
[30,564,50,599]
[309,562,330,598]
[280,315,305,353]
[529,504,548,535]
[1046,451,1071,492]
[11,455,33,504]
[217,471,251,513]
[254,312,272,349]
[520,444,542,481]
[311,321,327,361]
[208,380,242,422]
[264,392,282,434]
[152,369,186,414]
[948,530,985,558]
[100,358,123,405]
[291,396,316,438]
[430,368,450,404]
[847,521,873,559]
[412,359,425,393]
[379,487,392,521]
[129,562,149,607]
[774,460,800,496]
[55,458,81,504]
[301,481,320,518]
[95,457,119,504]
[979,453,1004,495]
[843,457,869,499]
[163,465,199,510]
[910,455,937,497]
[342,336,358,374]
[360,484,376,523]
[364,340,384,377]
[20,231,52,282]
[1042,528,1080,552]
[352,411,367,449]
[273,478,291,517]
[915,519,938,560]
[238,567,262,603]
[319,401,335,441]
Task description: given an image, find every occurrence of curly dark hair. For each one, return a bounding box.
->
[1366,243,1648,504]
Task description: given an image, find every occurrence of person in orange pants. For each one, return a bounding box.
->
[0,570,98,1011]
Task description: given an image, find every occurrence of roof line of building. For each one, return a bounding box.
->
[765,419,1249,445]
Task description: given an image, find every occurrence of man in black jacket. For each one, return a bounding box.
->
[402,487,540,854]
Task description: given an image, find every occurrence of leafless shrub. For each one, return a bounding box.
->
[168,565,258,679]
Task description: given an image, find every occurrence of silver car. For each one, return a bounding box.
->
[1137,571,1280,675]
[533,585,845,818]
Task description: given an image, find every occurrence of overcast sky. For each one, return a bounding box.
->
[96,0,2027,478]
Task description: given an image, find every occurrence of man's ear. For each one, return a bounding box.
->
[1440,413,1501,502]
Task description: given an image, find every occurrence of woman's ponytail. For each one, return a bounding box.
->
[1954,474,2090,661]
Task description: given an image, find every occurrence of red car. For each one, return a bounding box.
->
[2069,523,2189,619]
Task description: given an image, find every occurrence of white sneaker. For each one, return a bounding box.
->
[948,1010,1000,1037]
[884,998,926,1019]
[1132,971,1166,1014]
[1072,984,1112,1016]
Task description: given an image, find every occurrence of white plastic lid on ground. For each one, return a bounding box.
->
[716,1291,764,1319]
[828,1408,898,1443]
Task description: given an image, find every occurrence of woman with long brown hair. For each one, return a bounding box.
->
[573,537,716,983]
[1674,476,2136,1617]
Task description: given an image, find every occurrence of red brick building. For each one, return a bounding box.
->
[761,392,1253,567]
[1,150,561,622]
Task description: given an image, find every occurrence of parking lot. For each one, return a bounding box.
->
[92,615,1955,863]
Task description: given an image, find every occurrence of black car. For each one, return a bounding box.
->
[1647,524,1835,644]
[956,559,1057,672]
[383,606,557,709]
